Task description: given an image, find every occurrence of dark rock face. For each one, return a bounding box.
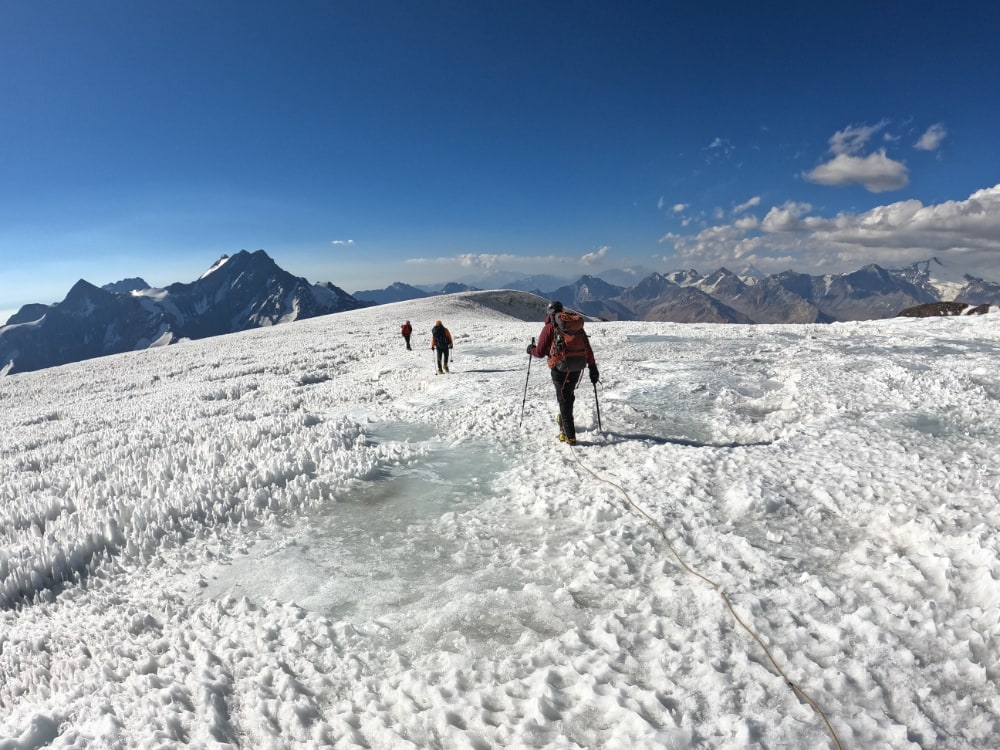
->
[691,269,829,324]
[1,280,170,374]
[644,286,755,324]
[6,303,53,326]
[154,250,359,340]
[102,278,151,294]
[955,276,1000,306]
[898,301,992,317]
[768,265,936,321]
[0,250,367,375]
[612,274,752,323]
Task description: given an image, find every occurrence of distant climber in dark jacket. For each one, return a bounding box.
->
[430,320,453,373]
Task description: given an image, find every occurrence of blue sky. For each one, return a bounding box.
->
[2,1,999,321]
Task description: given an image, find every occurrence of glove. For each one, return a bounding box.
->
[588,364,600,383]
[526,343,535,355]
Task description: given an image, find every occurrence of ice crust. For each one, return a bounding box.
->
[1,292,998,748]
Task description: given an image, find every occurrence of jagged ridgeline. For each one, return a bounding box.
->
[3,252,999,375]
[0,250,369,375]
[353,260,1000,324]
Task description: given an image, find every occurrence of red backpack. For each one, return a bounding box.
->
[548,311,589,372]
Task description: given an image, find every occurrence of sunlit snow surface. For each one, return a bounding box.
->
[2,292,998,749]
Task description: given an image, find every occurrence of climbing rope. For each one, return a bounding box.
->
[566,443,845,750]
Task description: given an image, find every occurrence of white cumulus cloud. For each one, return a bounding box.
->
[761,202,813,232]
[804,150,909,192]
[805,121,909,193]
[829,121,889,156]
[914,123,947,151]
[659,184,1000,279]
[581,246,610,265]
[734,196,761,214]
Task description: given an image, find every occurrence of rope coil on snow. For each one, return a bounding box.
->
[566,443,845,750]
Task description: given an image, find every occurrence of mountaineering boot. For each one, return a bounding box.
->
[556,415,576,445]
[444,364,449,372]
[437,368,444,375]
[556,414,577,444]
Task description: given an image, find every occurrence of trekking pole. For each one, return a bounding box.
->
[593,381,603,432]
[518,338,534,427]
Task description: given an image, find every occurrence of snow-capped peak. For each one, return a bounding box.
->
[199,254,231,280]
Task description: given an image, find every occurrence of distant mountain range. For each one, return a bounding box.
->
[351,280,480,304]
[3,252,998,376]
[1,250,367,375]
[357,258,1000,325]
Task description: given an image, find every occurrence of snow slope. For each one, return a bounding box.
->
[1,291,998,749]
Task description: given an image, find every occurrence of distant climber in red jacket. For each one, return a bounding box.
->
[401,320,412,350]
